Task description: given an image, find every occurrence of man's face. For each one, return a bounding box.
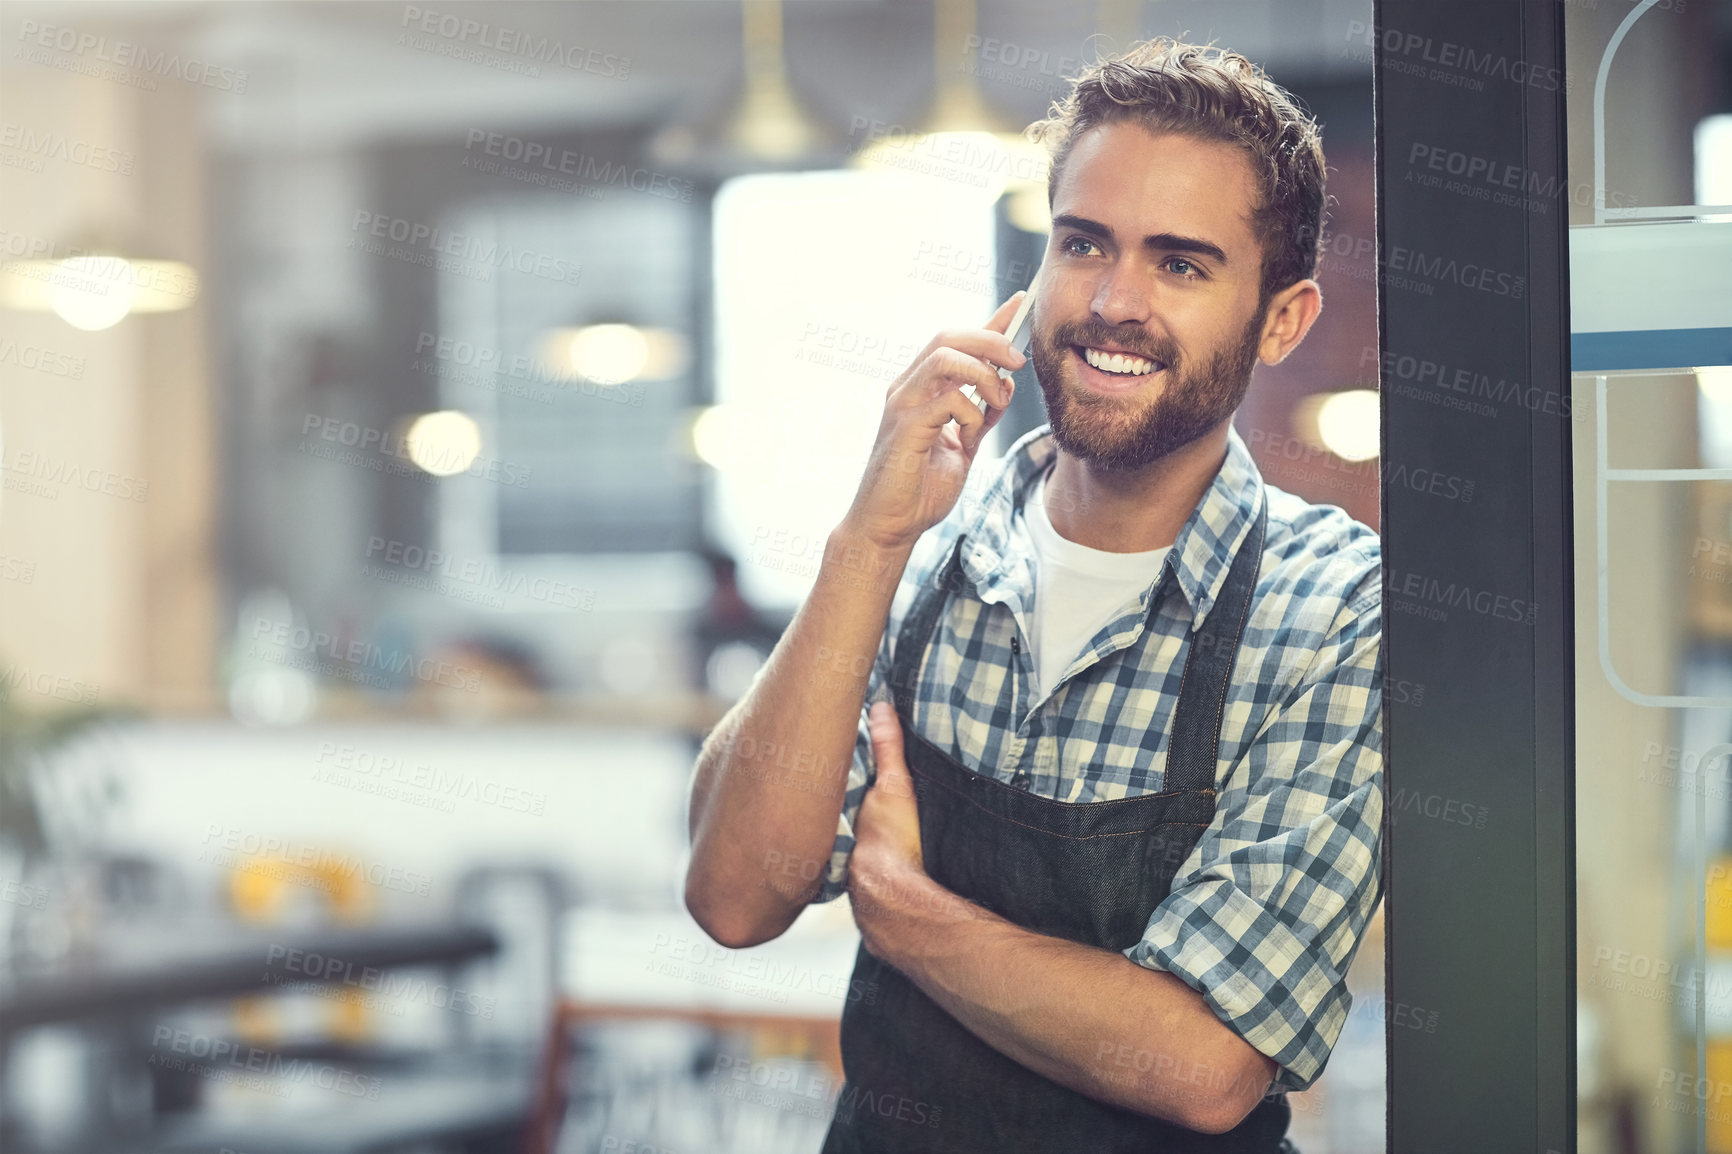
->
[1029,123,1271,472]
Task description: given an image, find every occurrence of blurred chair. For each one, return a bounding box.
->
[452,863,570,1056]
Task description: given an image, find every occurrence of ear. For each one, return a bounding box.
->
[1255,278,1323,367]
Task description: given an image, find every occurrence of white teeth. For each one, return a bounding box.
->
[1082,347,1158,375]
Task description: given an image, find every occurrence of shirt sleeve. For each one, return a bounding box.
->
[1123,565,1385,1092]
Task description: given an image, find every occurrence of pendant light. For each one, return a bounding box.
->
[0,226,199,331]
[852,0,1050,210]
[650,0,840,175]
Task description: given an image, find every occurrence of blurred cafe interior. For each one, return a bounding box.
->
[0,0,1729,1152]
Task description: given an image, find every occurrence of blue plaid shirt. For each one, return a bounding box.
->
[812,422,1384,1092]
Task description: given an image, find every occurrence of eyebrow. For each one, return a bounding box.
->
[1050,213,1229,266]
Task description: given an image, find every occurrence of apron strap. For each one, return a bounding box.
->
[1163,496,1268,794]
[887,533,969,725]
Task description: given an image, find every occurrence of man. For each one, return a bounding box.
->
[685,38,1382,1152]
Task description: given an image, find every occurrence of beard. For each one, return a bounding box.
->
[1029,306,1264,473]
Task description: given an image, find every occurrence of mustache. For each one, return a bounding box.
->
[1048,320,1179,370]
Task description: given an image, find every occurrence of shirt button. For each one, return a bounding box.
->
[1011,772,1031,790]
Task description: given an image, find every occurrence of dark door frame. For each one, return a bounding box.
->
[1375,1,1575,1150]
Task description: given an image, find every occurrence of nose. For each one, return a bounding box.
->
[1088,263,1154,328]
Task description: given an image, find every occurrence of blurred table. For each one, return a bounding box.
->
[0,922,498,1036]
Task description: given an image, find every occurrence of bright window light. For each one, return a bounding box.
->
[711,169,999,609]
[689,404,741,470]
[49,256,136,331]
[539,324,690,385]
[1294,389,1381,463]
[404,410,482,477]
[1698,367,1732,468]
[1316,389,1381,462]
[1696,114,1732,207]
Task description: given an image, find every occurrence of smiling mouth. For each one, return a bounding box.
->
[1075,345,1166,377]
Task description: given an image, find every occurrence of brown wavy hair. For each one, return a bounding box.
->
[1029,38,1327,310]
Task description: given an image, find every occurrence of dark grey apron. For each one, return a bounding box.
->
[821,499,1293,1152]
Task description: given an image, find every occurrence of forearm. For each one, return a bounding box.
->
[853,867,1275,1134]
[686,522,914,947]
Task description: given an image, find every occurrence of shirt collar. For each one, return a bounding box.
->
[946,423,1266,632]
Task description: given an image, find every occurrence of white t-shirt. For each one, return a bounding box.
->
[1021,468,1173,700]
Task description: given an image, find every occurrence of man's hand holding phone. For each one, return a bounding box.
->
[841,292,1029,553]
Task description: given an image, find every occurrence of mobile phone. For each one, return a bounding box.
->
[961,265,1041,414]
[1003,267,1041,359]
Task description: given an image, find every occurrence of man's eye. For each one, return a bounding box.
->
[1062,235,1100,257]
[1164,257,1200,277]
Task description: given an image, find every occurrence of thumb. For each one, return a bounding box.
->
[867,700,914,796]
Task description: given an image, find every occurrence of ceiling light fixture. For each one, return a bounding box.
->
[0,229,199,331]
